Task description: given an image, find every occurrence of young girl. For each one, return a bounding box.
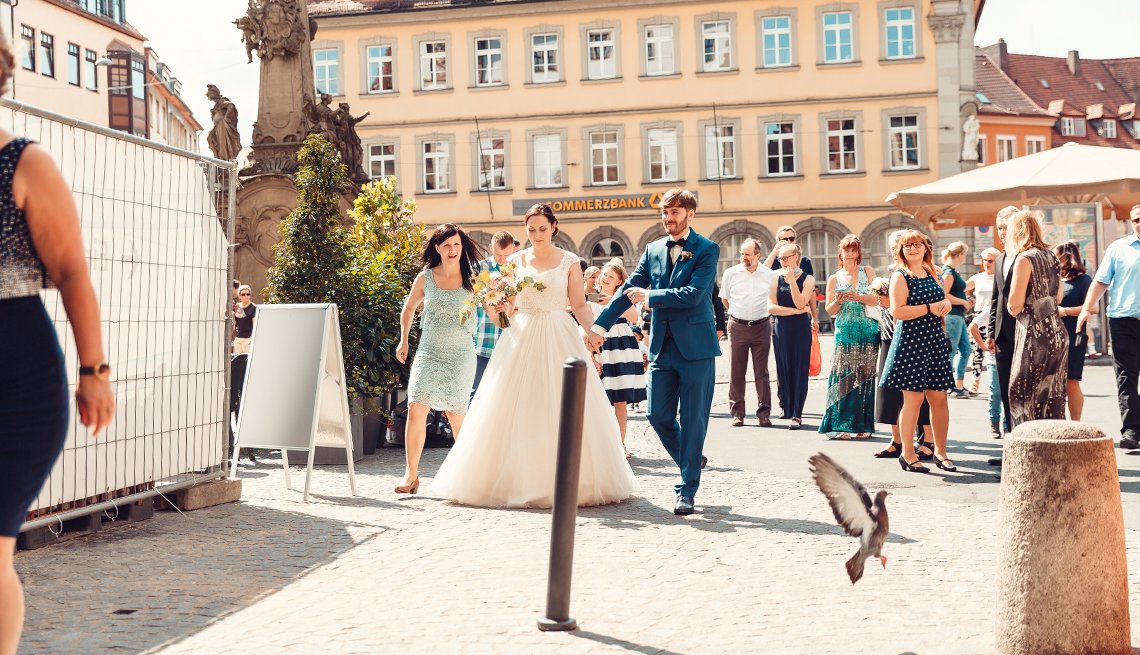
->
[589,258,647,457]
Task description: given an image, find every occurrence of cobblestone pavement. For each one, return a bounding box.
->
[15,342,1140,654]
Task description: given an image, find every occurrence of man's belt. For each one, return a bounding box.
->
[729,315,770,326]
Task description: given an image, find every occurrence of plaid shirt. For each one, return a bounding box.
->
[473,256,502,357]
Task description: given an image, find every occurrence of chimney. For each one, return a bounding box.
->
[982,38,1009,73]
[1067,50,1080,76]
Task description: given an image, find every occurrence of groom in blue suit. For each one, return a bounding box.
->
[590,189,720,515]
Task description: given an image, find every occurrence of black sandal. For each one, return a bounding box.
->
[898,456,930,473]
[874,441,903,458]
[915,440,935,461]
[933,454,958,472]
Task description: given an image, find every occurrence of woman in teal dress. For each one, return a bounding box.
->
[395,224,481,494]
[819,235,880,438]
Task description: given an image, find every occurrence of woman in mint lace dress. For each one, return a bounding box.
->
[819,235,880,438]
[395,224,481,494]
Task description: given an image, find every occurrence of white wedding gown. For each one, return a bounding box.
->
[432,248,637,508]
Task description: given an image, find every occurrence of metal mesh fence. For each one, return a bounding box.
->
[0,99,237,531]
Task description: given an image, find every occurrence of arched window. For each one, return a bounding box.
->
[590,238,625,267]
[466,230,494,257]
[792,217,849,286]
[860,214,925,276]
[708,220,776,278]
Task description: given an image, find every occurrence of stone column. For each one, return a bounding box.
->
[995,420,1130,655]
[928,3,968,178]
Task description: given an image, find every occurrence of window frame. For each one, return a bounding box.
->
[581,23,621,81]
[414,33,452,92]
[976,134,987,165]
[698,116,742,181]
[641,121,684,184]
[40,32,54,78]
[815,4,860,66]
[364,137,399,187]
[1102,118,1117,138]
[1025,135,1046,155]
[469,30,507,88]
[360,37,398,95]
[881,107,926,171]
[818,110,864,175]
[760,116,800,178]
[756,9,798,69]
[84,49,98,91]
[19,25,34,72]
[67,42,81,86]
[312,42,343,96]
[524,26,564,85]
[1060,117,1076,137]
[416,133,456,195]
[637,17,680,78]
[694,12,738,74]
[878,1,922,62]
[996,135,1017,162]
[471,129,510,192]
[582,124,625,186]
[527,127,568,190]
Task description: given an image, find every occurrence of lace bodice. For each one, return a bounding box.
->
[0,139,44,300]
[513,249,575,315]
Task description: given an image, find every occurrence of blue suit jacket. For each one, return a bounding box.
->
[595,230,721,362]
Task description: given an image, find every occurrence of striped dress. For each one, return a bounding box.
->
[589,302,648,405]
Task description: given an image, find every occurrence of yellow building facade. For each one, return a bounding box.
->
[309,0,977,280]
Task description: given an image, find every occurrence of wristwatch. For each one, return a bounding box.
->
[80,362,112,380]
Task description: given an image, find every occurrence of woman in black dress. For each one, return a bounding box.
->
[768,243,815,430]
[0,40,115,652]
[1054,240,1094,420]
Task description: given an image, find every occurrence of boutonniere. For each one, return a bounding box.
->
[680,251,693,262]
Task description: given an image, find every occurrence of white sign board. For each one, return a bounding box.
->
[231,303,356,501]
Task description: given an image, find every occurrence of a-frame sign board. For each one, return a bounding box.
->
[230,303,357,502]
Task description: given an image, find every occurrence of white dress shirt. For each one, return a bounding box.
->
[668,228,692,265]
[719,263,778,321]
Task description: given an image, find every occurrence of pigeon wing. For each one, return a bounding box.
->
[809,452,875,538]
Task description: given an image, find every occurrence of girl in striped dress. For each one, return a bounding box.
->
[589,258,648,457]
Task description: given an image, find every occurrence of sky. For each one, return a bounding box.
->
[125,0,1140,154]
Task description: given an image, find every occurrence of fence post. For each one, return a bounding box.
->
[537,358,587,632]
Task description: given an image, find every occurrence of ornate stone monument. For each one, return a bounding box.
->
[231,0,367,300]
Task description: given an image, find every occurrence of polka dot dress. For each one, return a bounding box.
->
[881,270,955,392]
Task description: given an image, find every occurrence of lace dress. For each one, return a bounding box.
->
[432,249,636,508]
[819,267,880,436]
[406,268,477,413]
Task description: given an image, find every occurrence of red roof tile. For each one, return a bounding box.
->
[975,51,1054,117]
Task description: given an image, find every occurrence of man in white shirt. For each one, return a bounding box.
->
[720,238,779,427]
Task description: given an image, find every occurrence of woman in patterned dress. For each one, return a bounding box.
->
[1006,211,1068,426]
[589,258,647,457]
[394,224,481,494]
[880,230,956,473]
[819,235,879,438]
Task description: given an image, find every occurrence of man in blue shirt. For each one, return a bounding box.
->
[1079,204,1140,449]
[471,231,518,397]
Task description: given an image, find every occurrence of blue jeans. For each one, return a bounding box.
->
[986,360,1002,424]
[944,314,972,381]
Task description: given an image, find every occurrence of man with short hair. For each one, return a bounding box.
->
[720,238,778,427]
[471,231,518,396]
[1078,204,1140,449]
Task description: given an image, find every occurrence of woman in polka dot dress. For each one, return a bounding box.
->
[880,230,956,473]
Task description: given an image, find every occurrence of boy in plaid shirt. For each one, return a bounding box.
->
[471,231,519,397]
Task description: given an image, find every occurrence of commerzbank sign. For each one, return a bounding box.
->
[511,192,676,216]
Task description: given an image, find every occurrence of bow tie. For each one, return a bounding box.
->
[666,238,687,250]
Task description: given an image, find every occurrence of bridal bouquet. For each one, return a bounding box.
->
[458,263,546,328]
[869,276,891,296]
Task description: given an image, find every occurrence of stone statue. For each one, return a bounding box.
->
[238,0,309,62]
[205,84,241,161]
[335,102,370,182]
[304,93,339,145]
[962,114,980,161]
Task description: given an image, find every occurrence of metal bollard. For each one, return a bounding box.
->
[537,358,587,632]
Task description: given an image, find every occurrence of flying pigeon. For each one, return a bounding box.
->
[808,452,889,584]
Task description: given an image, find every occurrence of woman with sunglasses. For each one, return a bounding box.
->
[768,243,815,430]
[964,248,999,396]
[1054,241,1094,420]
[880,231,956,473]
[233,285,256,354]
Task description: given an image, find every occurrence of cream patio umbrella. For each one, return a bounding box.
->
[886,143,1140,229]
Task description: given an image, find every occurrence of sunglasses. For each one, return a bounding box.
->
[780,235,796,242]
[240,292,251,296]
[981,258,995,263]
[778,254,797,261]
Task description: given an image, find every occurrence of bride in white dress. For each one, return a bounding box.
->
[432,204,637,508]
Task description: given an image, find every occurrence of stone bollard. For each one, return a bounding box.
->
[996,419,1130,655]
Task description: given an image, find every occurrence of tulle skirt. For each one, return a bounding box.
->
[432,309,637,508]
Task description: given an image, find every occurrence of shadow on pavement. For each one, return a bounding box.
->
[570,629,686,655]
[17,503,383,655]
